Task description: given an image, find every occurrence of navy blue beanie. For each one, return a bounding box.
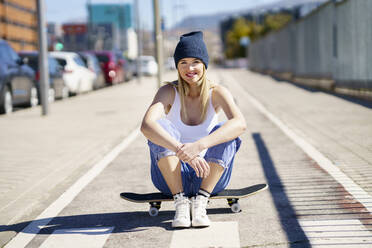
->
[174,31,209,69]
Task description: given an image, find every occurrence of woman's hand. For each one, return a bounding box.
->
[188,156,210,178]
[176,142,204,163]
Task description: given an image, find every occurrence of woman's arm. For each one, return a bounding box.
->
[140,84,183,152]
[199,85,246,149]
[177,85,246,161]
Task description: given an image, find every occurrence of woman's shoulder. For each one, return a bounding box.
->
[155,81,176,104]
[211,84,231,98]
[211,83,234,109]
[159,80,177,91]
[165,80,178,87]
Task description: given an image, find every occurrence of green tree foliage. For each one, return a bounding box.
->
[261,13,292,36]
[224,13,292,59]
[225,18,262,59]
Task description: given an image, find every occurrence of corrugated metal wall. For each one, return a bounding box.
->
[249,0,372,90]
[334,0,372,89]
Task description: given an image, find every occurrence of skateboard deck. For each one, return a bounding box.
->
[120,183,268,216]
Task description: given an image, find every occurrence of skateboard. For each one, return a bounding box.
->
[120,183,268,216]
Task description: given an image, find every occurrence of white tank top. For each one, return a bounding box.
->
[166,86,219,157]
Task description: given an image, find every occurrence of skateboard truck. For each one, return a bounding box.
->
[149,201,161,216]
[227,198,241,213]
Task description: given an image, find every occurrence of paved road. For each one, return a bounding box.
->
[1,68,371,247]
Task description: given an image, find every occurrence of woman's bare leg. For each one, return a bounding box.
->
[158,156,191,228]
[200,162,225,193]
[157,155,183,195]
[191,162,224,227]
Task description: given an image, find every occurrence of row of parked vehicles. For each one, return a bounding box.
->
[0,39,159,115]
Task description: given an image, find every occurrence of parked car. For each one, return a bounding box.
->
[123,58,135,81]
[0,39,36,114]
[90,51,125,85]
[126,58,137,79]
[78,52,105,89]
[50,51,95,95]
[165,57,176,70]
[138,56,158,76]
[18,51,69,102]
[114,51,134,82]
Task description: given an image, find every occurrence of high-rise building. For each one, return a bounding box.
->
[0,0,38,51]
[88,4,133,30]
[87,3,137,58]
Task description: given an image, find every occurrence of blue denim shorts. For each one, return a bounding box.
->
[147,118,241,197]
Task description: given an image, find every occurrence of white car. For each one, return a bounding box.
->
[139,56,158,76]
[50,51,95,94]
[165,57,176,70]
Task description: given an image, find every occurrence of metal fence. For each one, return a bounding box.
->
[249,0,372,90]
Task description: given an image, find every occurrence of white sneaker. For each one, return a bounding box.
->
[191,195,210,227]
[172,193,191,228]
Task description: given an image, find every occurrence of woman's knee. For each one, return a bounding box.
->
[204,140,237,167]
[157,155,179,169]
[205,122,242,166]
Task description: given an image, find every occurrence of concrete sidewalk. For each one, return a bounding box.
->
[0,76,159,233]
[2,68,372,247]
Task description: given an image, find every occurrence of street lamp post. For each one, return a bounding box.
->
[135,0,142,83]
[36,0,50,115]
[153,0,163,88]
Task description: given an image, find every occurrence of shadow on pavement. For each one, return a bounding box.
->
[207,208,235,215]
[0,208,236,236]
[0,211,175,235]
[252,133,311,248]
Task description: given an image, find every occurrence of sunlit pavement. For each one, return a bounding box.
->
[1,68,372,247]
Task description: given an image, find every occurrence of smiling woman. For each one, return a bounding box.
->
[140,31,246,229]
[176,58,209,124]
[177,58,204,83]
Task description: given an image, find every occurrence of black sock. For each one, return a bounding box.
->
[173,192,185,200]
[198,188,211,198]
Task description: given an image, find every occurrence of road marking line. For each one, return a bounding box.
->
[170,221,240,248]
[299,219,372,246]
[226,73,372,214]
[5,128,140,248]
[39,227,114,248]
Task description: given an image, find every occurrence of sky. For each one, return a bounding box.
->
[45,0,279,30]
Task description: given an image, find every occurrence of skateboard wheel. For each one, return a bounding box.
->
[149,207,159,216]
[231,203,241,213]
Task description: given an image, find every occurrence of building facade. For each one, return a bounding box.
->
[62,23,88,51]
[0,0,38,51]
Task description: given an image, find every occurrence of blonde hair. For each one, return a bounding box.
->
[173,65,212,123]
